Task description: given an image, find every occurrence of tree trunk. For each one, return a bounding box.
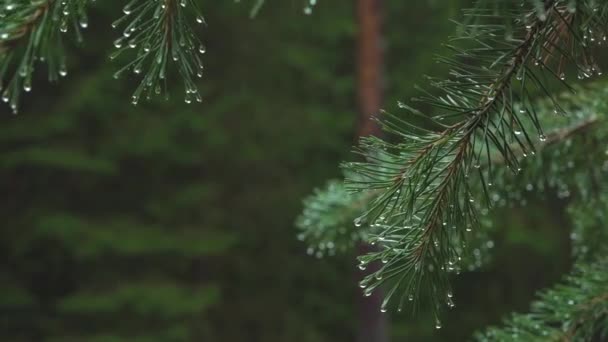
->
[355,1,388,342]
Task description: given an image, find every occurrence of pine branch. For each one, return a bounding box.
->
[110,0,207,105]
[475,255,608,341]
[299,81,608,273]
[566,187,608,262]
[332,0,608,319]
[0,0,90,113]
[0,0,50,54]
[296,180,369,258]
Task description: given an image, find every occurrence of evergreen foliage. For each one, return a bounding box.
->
[0,0,219,112]
[298,0,608,338]
[0,2,369,340]
[0,95,237,340]
[3,0,608,339]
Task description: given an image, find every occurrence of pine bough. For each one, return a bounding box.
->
[298,0,608,338]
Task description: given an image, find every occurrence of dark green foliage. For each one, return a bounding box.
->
[4,0,606,340]
[298,0,608,338]
[111,0,207,104]
[0,0,89,113]
[0,96,236,340]
[476,256,608,341]
[0,1,368,340]
[348,0,608,318]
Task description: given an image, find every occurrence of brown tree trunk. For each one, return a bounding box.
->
[356,0,384,138]
[355,1,388,342]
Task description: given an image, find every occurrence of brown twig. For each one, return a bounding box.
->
[0,1,52,54]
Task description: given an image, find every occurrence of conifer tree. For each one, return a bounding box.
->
[298,0,608,339]
[3,0,608,340]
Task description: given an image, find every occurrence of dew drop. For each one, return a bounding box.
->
[58,64,68,77]
[435,317,442,330]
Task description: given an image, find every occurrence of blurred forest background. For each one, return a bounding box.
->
[0,1,574,341]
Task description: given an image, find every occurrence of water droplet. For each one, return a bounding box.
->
[60,20,68,33]
[58,64,68,77]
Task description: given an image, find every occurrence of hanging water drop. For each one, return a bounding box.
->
[435,317,442,330]
[60,20,68,33]
[59,64,68,77]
